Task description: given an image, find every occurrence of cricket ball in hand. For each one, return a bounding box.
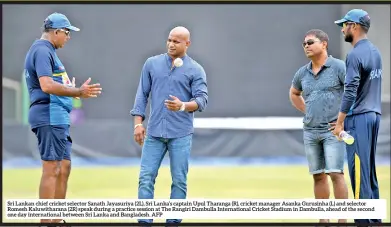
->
[174,58,183,67]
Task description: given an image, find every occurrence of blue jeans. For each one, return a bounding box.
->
[303,130,346,175]
[138,134,192,224]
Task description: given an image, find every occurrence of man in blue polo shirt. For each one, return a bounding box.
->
[289,29,348,223]
[131,26,208,224]
[24,12,102,223]
[332,9,383,224]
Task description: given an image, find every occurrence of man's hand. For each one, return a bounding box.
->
[165,95,183,111]
[78,78,102,98]
[134,124,146,146]
[329,122,343,141]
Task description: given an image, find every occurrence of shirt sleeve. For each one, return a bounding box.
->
[130,58,152,120]
[34,47,53,77]
[340,52,361,113]
[291,69,303,91]
[189,65,208,112]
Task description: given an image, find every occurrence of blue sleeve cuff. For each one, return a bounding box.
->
[340,100,353,114]
[188,98,204,113]
[292,84,302,92]
[130,110,145,121]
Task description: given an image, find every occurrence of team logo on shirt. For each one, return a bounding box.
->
[61,72,73,87]
[24,69,30,79]
[369,69,382,80]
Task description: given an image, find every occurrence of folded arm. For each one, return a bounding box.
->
[337,53,361,125]
[130,58,152,122]
[35,48,81,97]
[186,66,208,112]
[289,70,305,114]
[289,86,305,114]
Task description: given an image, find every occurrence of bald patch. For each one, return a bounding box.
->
[169,26,190,41]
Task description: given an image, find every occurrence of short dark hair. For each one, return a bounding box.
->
[360,25,369,34]
[305,29,329,50]
[358,14,370,34]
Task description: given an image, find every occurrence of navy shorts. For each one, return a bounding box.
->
[32,125,72,161]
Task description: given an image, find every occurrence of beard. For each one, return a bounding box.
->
[344,32,354,43]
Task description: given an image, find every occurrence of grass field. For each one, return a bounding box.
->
[3,165,390,223]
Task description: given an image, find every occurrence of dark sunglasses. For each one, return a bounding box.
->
[302,39,320,48]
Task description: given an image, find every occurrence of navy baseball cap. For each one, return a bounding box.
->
[43,12,80,31]
[334,9,370,28]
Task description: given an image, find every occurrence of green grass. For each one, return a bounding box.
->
[3,165,390,223]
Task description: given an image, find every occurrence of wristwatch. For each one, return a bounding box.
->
[179,103,186,112]
[134,123,143,129]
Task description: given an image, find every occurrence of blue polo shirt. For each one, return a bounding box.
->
[130,53,208,139]
[292,56,346,130]
[24,39,73,129]
[340,39,382,116]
